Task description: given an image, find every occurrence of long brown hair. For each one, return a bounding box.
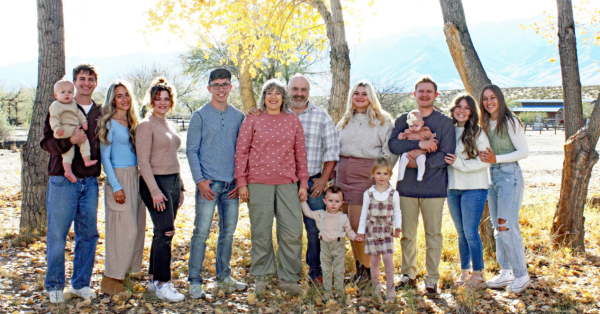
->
[450,93,481,159]
[142,77,177,116]
[97,80,140,152]
[478,84,522,135]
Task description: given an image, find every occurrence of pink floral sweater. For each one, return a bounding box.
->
[235,112,309,188]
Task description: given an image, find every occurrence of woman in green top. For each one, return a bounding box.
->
[478,85,530,294]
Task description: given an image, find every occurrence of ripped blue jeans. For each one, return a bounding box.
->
[488,162,528,278]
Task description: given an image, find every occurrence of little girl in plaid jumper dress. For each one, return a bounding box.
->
[356,157,402,301]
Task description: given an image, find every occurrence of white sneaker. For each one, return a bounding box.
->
[216,276,248,293]
[71,287,96,300]
[189,283,206,299]
[486,269,515,289]
[47,290,65,303]
[147,280,158,293]
[506,274,531,294]
[156,282,185,302]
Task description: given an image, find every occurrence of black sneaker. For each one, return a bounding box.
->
[395,274,417,291]
[425,282,439,297]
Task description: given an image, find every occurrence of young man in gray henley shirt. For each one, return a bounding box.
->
[388,76,456,296]
[186,69,247,299]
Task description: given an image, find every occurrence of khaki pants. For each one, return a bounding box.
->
[320,239,346,294]
[56,124,91,163]
[400,196,445,284]
[104,167,146,279]
[248,183,303,283]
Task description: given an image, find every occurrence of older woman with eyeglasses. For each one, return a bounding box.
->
[235,79,309,296]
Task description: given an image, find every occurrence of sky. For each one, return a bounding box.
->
[0,0,556,67]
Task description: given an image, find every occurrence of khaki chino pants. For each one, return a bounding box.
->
[399,196,445,284]
[320,239,346,294]
[248,183,303,283]
[104,167,146,279]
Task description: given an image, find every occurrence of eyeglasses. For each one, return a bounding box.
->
[210,83,231,90]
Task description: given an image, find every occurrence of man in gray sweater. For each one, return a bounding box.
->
[186,69,247,299]
[388,76,456,296]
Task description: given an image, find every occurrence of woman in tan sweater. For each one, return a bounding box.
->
[335,80,398,284]
[136,77,185,302]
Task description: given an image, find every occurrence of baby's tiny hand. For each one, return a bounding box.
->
[398,133,407,140]
[393,228,402,238]
[355,234,365,242]
[56,129,64,137]
[81,122,88,131]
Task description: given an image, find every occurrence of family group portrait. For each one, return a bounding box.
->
[0,0,599,313]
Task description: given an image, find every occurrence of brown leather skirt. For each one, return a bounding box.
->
[336,156,375,205]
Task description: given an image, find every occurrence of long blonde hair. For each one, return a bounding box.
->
[338,80,392,129]
[97,80,140,152]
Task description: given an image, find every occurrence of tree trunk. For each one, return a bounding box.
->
[439,0,491,98]
[310,0,350,124]
[552,92,600,251]
[440,0,495,253]
[479,201,496,254]
[20,0,65,233]
[238,47,257,113]
[556,0,585,140]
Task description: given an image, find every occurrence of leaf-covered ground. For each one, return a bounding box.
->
[1,132,600,313]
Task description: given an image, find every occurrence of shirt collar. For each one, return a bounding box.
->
[369,185,393,193]
[287,101,315,116]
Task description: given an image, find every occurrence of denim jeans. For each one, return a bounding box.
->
[188,180,239,284]
[45,176,99,291]
[447,189,487,271]
[303,175,326,279]
[488,162,528,277]
[140,173,181,282]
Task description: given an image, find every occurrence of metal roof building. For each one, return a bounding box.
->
[513,99,596,118]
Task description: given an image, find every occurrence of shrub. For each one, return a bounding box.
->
[0,107,14,142]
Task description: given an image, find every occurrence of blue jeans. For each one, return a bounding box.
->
[488,162,528,277]
[188,180,239,284]
[303,175,326,279]
[45,176,99,291]
[447,189,487,271]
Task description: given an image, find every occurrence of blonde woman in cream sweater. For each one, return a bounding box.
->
[334,80,398,284]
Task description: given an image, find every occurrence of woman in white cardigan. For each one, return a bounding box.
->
[444,93,490,288]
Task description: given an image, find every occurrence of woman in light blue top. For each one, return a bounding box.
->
[97,80,146,296]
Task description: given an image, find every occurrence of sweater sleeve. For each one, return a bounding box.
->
[294,118,310,189]
[301,202,321,222]
[451,131,491,173]
[425,115,456,169]
[393,191,402,230]
[495,118,529,163]
[100,124,122,192]
[48,102,62,131]
[186,111,206,184]
[40,112,74,155]
[357,190,370,234]
[388,114,421,155]
[382,122,400,167]
[136,121,161,197]
[234,117,254,187]
[344,217,357,241]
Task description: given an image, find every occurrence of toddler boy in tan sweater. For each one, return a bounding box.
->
[301,186,356,297]
[49,80,97,183]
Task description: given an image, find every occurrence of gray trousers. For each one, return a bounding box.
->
[320,239,346,294]
[248,183,303,282]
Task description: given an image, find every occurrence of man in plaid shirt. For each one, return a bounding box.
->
[287,74,340,286]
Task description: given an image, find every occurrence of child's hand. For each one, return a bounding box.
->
[397,132,407,140]
[355,234,365,242]
[56,128,64,137]
[393,228,402,238]
[81,122,88,131]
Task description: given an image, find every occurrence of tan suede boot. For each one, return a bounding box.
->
[101,275,125,296]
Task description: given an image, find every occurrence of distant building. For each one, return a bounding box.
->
[513,99,596,119]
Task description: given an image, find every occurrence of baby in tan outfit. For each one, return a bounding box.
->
[397,110,436,181]
[301,186,356,297]
[49,80,97,183]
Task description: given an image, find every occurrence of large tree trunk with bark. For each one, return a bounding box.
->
[556,0,585,140]
[439,0,491,98]
[20,0,65,233]
[551,0,599,252]
[310,0,350,124]
[238,47,257,113]
[440,0,495,251]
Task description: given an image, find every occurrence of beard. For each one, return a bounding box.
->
[292,96,308,108]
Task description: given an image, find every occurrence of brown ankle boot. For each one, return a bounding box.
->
[101,275,125,296]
